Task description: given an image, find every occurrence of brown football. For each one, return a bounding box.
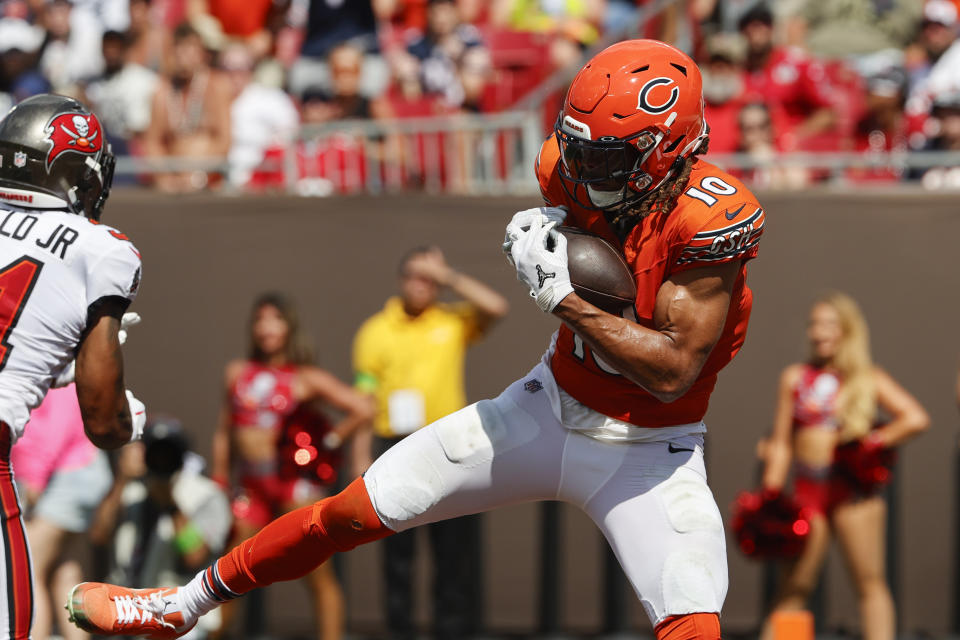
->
[558,227,636,313]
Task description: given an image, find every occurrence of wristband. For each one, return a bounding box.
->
[173,521,205,555]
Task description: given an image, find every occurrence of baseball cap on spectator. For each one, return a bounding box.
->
[923,0,958,27]
[0,18,44,53]
[866,66,908,98]
[738,4,774,31]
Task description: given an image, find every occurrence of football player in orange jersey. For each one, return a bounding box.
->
[67,40,764,640]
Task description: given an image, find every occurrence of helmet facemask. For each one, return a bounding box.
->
[555,115,665,214]
[88,145,115,221]
[68,145,115,221]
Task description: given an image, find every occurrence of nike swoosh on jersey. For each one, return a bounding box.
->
[668,443,695,453]
[725,204,746,220]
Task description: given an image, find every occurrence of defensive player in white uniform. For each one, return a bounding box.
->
[0,94,146,639]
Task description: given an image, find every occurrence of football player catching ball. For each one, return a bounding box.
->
[68,39,765,640]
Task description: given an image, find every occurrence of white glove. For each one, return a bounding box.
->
[502,206,567,266]
[125,389,146,442]
[118,312,141,345]
[507,217,574,313]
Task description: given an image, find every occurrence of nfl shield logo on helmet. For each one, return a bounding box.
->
[13,152,26,168]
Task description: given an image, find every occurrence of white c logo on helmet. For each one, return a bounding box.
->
[637,77,679,114]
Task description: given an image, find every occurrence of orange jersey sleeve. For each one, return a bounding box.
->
[668,164,765,273]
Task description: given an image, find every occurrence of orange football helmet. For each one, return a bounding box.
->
[555,39,708,212]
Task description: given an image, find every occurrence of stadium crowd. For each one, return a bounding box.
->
[2,0,960,192]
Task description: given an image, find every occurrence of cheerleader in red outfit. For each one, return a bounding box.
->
[760,293,929,640]
[211,293,374,640]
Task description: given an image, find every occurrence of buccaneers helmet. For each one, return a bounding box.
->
[556,39,708,212]
[0,94,115,220]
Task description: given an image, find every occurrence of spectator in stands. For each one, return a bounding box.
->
[0,17,47,113]
[127,0,172,71]
[37,0,104,93]
[785,0,922,59]
[491,0,602,71]
[82,30,158,155]
[12,385,113,640]
[304,42,394,122]
[907,0,958,94]
[906,1,960,128]
[759,292,928,640]
[736,101,809,189]
[353,247,508,640]
[702,32,747,155]
[916,91,960,188]
[186,0,286,61]
[739,3,837,152]
[90,417,231,640]
[262,43,398,196]
[849,66,908,182]
[288,0,389,102]
[394,0,491,110]
[142,22,232,192]
[224,42,299,187]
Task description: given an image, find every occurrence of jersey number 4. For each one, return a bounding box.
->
[0,257,43,371]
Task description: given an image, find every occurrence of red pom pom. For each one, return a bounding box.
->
[731,489,812,559]
[277,407,341,486]
[832,435,896,496]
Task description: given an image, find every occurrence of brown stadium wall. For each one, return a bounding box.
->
[108,189,957,637]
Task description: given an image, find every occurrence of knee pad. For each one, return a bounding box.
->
[314,477,393,551]
[655,613,721,640]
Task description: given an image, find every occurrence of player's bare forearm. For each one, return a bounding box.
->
[76,305,133,448]
[553,261,739,402]
[553,294,700,401]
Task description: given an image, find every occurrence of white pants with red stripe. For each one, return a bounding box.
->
[0,425,33,640]
[362,362,728,627]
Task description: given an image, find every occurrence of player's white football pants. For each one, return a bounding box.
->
[363,362,728,626]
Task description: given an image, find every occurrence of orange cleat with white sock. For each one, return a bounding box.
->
[66,583,197,639]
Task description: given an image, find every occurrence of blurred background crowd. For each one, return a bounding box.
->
[6,0,960,193]
[4,1,959,639]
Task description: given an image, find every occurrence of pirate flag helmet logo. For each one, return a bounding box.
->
[43,112,103,173]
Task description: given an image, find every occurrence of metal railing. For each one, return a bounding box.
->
[113,141,960,196]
